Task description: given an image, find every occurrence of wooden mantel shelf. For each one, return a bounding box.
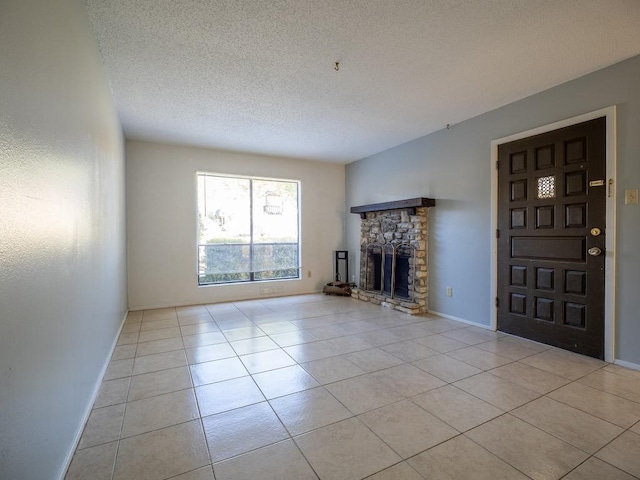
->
[350,197,436,218]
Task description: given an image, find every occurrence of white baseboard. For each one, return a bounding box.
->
[427,310,494,331]
[429,310,639,367]
[129,290,326,311]
[58,309,129,480]
[613,359,640,371]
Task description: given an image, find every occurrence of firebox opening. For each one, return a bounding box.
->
[394,249,412,300]
[365,242,415,301]
[383,251,393,297]
[369,246,382,291]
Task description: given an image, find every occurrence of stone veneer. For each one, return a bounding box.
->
[352,206,429,314]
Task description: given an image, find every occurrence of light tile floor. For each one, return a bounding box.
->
[66,294,640,480]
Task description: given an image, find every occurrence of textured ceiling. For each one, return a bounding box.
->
[86,0,640,163]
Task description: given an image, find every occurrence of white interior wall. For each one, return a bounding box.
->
[346,54,640,366]
[126,140,346,310]
[0,0,127,478]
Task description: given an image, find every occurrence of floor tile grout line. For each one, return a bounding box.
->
[455,371,573,418]
[587,422,640,470]
[113,315,199,478]
[590,450,640,479]
[357,399,453,461]
[165,464,214,480]
[559,456,596,480]
[573,365,640,405]
[440,349,518,373]
[360,460,427,479]
[109,352,134,480]
[194,381,216,473]
[457,430,538,480]
[275,381,357,435]
[543,385,640,428]
[116,321,594,395]
[207,434,294,467]
[443,363,640,470]
[288,353,447,436]
[99,299,640,480]
[548,363,640,405]
[115,415,204,444]
[412,370,573,435]
[509,402,621,458]
[404,387,503,434]
[258,392,324,479]
[287,436,328,480]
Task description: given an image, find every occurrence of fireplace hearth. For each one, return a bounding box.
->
[350,198,435,314]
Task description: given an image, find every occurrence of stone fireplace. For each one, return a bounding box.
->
[350,198,435,314]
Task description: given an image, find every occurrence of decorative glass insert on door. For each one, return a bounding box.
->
[537,175,556,199]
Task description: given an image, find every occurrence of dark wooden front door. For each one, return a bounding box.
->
[497,117,606,359]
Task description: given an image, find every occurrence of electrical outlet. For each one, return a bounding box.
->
[261,286,283,295]
[307,270,312,278]
[446,287,453,297]
[625,189,638,205]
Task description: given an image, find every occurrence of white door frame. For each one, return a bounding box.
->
[489,106,617,362]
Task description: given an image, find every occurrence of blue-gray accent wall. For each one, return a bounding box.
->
[346,55,640,365]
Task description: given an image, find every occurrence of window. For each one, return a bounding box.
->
[197,173,300,285]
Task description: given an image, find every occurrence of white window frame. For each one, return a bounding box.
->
[196,172,301,286]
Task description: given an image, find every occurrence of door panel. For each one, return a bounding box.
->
[511,237,585,261]
[497,117,606,359]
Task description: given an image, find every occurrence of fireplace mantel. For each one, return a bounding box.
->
[350,197,436,218]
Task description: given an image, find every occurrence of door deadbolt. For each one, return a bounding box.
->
[590,227,602,236]
[588,247,602,257]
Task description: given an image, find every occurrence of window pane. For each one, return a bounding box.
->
[253,243,299,271]
[252,179,299,244]
[198,175,250,244]
[198,244,250,284]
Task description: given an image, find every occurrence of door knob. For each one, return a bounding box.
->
[588,247,602,256]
